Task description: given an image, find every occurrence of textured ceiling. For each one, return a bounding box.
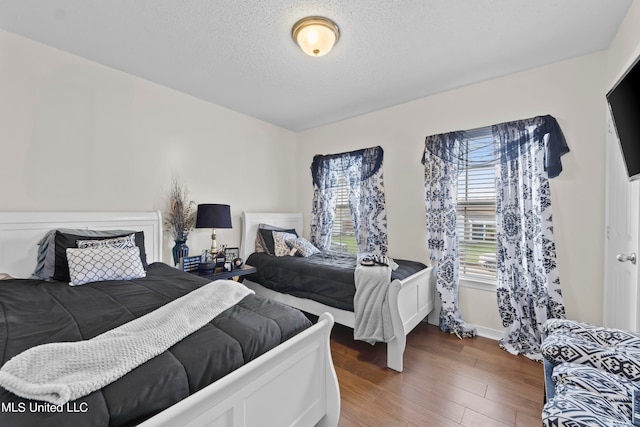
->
[0,0,633,131]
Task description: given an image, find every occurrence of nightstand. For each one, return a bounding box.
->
[192,264,256,282]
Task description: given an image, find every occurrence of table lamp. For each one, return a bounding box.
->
[195,204,232,256]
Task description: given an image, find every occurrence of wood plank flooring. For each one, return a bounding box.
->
[330,322,544,427]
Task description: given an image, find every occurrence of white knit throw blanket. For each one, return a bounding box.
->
[353,259,399,345]
[0,279,253,405]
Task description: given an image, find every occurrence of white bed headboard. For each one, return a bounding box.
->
[240,212,303,260]
[0,211,163,278]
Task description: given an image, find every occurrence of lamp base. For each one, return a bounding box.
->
[210,229,218,256]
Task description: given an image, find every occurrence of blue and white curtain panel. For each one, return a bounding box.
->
[423,115,569,357]
[423,132,477,338]
[310,146,388,255]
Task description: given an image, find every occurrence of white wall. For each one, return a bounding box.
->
[607,0,640,88]
[296,52,607,334]
[0,30,298,264]
[0,24,617,335]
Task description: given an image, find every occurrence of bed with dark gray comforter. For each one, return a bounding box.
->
[245,251,427,311]
[0,262,311,427]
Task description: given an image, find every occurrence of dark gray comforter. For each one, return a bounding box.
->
[245,251,427,311]
[0,262,311,427]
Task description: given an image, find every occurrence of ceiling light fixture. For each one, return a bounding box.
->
[292,16,340,57]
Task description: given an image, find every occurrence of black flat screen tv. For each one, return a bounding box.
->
[607,55,640,181]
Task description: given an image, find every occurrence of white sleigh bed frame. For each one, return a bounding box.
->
[240,212,436,372]
[0,211,340,427]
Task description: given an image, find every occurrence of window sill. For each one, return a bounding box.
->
[459,277,497,292]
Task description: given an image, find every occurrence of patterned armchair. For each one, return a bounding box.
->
[541,319,640,426]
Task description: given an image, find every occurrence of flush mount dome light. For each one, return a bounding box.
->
[292,16,340,57]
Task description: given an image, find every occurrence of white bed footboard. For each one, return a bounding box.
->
[387,266,435,372]
[241,212,435,372]
[140,313,340,427]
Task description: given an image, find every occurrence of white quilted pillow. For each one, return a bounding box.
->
[66,247,146,286]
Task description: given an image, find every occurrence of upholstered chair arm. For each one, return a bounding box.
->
[543,363,637,427]
[552,363,638,401]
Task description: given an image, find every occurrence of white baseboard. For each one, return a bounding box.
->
[424,317,503,341]
[473,325,503,341]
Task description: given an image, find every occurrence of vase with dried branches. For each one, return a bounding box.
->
[164,177,197,265]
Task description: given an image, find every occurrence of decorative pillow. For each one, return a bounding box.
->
[52,231,148,282]
[254,223,297,254]
[272,231,298,256]
[254,223,280,253]
[255,233,266,253]
[258,227,298,255]
[287,237,321,257]
[32,228,135,280]
[77,234,136,250]
[66,247,146,286]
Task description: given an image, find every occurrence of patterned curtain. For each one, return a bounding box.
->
[310,158,339,250]
[423,115,569,350]
[423,132,477,338]
[493,116,568,361]
[310,146,387,254]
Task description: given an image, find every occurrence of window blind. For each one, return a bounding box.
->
[331,173,358,253]
[456,129,497,282]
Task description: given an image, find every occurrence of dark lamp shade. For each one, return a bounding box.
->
[195,204,232,229]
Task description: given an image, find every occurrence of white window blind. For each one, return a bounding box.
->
[330,173,358,253]
[456,129,497,282]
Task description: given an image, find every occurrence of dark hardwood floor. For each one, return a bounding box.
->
[330,322,544,427]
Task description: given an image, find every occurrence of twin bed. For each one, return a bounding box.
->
[0,210,435,426]
[239,212,436,372]
[0,211,339,427]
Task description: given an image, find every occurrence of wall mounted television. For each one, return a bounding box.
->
[607,54,640,181]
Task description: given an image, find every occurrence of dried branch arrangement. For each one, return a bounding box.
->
[164,177,196,241]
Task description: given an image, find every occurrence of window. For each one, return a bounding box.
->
[456,128,497,282]
[330,172,358,253]
[311,146,387,255]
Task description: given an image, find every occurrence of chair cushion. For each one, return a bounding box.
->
[543,319,640,348]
